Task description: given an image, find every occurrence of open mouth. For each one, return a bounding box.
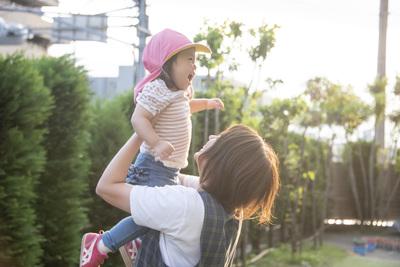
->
[188,73,194,82]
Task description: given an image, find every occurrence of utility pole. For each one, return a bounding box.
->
[375,0,388,148]
[134,0,150,86]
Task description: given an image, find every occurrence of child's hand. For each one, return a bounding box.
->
[207,98,224,110]
[153,140,175,161]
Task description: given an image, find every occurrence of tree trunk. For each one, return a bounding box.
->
[368,144,376,219]
[280,196,289,243]
[279,131,290,244]
[311,180,318,249]
[347,143,363,220]
[203,70,212,144]
[290,128,307,256]
[382,127,400,217]
[239,221,248,267]
[376,168,389,218]
[312,128,322,248]
[203,110,209,144]
[371,0,389,219]
[249,222,261,254]
[299,180,309,253]
[357,143,369,220]
[268,224,274,248]
[289,193,298,258]
[190,117,197,174]
[215,109,220,133]
[320,133,336,246]
[297,126,308,252]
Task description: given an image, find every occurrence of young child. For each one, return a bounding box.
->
[80,29,224,267]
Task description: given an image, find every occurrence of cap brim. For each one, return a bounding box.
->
[164,43,211,62]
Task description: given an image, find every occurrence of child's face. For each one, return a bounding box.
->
[171,48,196,90]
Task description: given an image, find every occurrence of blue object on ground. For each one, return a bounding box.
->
[353,245,366,256]
[366,242,376,252]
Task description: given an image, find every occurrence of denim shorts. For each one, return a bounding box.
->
[126,152,179,187]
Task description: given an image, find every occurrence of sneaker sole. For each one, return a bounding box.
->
[80,233,89,267]
[119,246,133,267]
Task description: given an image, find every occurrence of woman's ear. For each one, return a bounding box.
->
[196,153,207,176]
[187,85,194,99]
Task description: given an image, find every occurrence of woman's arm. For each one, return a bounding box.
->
[96,133,142,213]
[178,173,200,189]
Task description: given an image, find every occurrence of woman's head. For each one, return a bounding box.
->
[195,125,280,224]
[158,47,196,91]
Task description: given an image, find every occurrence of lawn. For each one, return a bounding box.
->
[333,256,399,267]
[248,244,399,267]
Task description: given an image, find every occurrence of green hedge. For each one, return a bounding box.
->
[35,56,91,267]
[0,54,53,267]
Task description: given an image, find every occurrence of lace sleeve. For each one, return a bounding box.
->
[136,80,172,116]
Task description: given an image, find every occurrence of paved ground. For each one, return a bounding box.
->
[324,227,400,262]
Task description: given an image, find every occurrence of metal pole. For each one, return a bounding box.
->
[375,0,388,148]
[134,0,150,86]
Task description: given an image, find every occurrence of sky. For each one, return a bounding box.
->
[45,0,400,143]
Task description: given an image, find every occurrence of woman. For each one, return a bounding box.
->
[85,124,280,267]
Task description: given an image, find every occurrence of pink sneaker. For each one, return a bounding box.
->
[119,239,142,267]
[80,232,108,267]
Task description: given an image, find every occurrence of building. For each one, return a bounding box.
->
[89,65,135,99]
[0,0,58,57]
[89,69,220,99]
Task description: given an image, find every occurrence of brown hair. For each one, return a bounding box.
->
[157,54,179,90]
[199,125,280,224]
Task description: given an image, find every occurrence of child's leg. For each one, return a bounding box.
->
[101,216,148,252]
[100,153,179,253]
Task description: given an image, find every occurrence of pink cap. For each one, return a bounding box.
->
[134,28,211,99]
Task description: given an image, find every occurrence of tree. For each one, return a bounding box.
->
[193,21,279,266]
[0,54,53,267]
[193,21,278,139]
[304,77,366,243]
[381,76,400,217]
[260,97,308,256]
[338,88,372,222]
[368,78,387,218]
[296,96,325,251]
[35,56,92,267]
[86,92,133,267]
[194,21,244,143]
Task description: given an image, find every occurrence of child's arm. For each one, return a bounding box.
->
[131,105,174,160]
[189,98,224,113]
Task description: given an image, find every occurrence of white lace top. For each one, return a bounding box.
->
[136,79,191,169]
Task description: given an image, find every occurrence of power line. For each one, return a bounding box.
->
[0,5,139,47]
[1,1,148,82]
[93,4,137,16]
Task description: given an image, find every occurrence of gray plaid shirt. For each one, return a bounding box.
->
[134,190,238,267]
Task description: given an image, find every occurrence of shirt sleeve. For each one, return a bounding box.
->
[130,185,201,235]
[178,174,200,189]
[136,80,172,116]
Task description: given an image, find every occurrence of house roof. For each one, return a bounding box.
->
[11,0,58,7]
